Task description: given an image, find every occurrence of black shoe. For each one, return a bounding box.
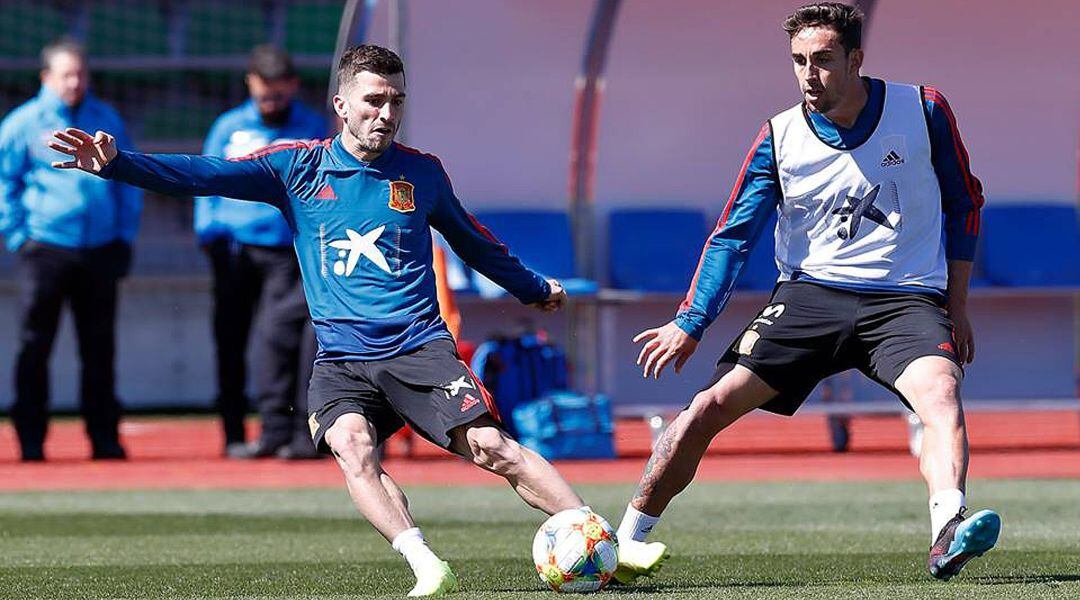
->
[224,441,249,459]
[92,443,128,461]
[276,443,322,460]
[20,447,45,462]
[228,440,284,460]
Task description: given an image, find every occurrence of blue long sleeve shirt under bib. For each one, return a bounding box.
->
[100,137,550,361]
[674,79,985,341]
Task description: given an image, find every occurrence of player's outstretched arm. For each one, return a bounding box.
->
[49,128,116,173]
[529,278,567,313]
[633,320,698,379]
[430,178,552,308]
[49,127,287,204]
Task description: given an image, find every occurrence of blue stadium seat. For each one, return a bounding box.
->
[736,211,780,290]
[980,204,1080,287]
[967,250,993,288]
[471,210,597,295]
[607,209,708,292]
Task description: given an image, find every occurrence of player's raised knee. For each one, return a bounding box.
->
[909,370,964,429]
[916,369,960,404]
[691,388,727,409]
[688,384,738,420]
[930,371,961,400]
[324,417,379,465]
[466,426,522,472]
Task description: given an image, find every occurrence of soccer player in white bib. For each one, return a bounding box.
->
[615,2,999,583]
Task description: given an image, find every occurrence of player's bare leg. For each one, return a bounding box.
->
[895,357,968,499]
[448,415,583,515]
[325,414,458,596]
[631,365,776,516]
[614,365,776,583]
[895,356,1000,580]
[325,414,414,538]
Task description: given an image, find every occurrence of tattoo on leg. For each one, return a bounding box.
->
[632,426,676,503]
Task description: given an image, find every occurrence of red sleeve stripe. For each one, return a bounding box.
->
[398,142,508,253]
[394,142,426,156]
[717,123,771,231]
[466,213,509,254]
[923,88,985,234]
[397,141,457,190]
[679,123,770,311]
[228,138,330,162]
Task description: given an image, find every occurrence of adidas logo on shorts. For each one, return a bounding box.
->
[880,150,905,167]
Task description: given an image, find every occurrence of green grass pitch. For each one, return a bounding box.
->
[0,479,1077,599]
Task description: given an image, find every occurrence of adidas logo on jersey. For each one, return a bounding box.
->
[314,183,338,200]
[460,394,481,412]
[880,150,905,167]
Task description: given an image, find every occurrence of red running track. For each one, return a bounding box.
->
[0,411,1077,491]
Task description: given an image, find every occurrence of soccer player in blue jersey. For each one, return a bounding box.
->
[614,2,1000,584]
[49,45,585,597]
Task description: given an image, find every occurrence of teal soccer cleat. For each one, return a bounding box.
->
[927,508,1001,580]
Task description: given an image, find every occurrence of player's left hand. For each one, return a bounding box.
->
[633,320,698,379]
[948,304,975,364]
[531,278,566,313]
[48,128,117,173]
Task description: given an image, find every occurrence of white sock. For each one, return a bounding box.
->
[929,489,966,542]
[391,527,442,574]
[617,505,660,543]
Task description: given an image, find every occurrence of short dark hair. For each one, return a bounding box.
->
[782,2,864,53]
[248,44,296,81]
[337,44,404,88]
[41,37,85,70]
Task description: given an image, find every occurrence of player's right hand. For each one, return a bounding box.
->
[633,320,698,379]
[48,128,117,173]
[531,278,567,313]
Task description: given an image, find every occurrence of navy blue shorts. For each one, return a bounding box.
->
[707,281,960,415]
[306,338,498,454]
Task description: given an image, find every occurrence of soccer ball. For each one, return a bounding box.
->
[532,508,619,593]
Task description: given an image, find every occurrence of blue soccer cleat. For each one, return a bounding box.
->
[927,508,1001,580]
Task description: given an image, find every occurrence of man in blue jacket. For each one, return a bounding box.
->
[0,39,141,461]
[198,45,326,459]
[51,45,585,596]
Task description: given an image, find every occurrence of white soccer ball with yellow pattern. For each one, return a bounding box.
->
[532,508,619,593]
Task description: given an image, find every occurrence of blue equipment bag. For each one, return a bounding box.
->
[513,392,616,460]
[471,332,568,437]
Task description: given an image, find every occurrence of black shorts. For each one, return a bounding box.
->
[706,281,961,415]
[306,338,498,454]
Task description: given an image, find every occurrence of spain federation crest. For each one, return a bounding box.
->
[388,179,416,213]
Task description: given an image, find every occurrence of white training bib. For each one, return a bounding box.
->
[769,82,947,291]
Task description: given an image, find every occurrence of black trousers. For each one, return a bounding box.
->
[12,240,130,456]
[204,240,315,448]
